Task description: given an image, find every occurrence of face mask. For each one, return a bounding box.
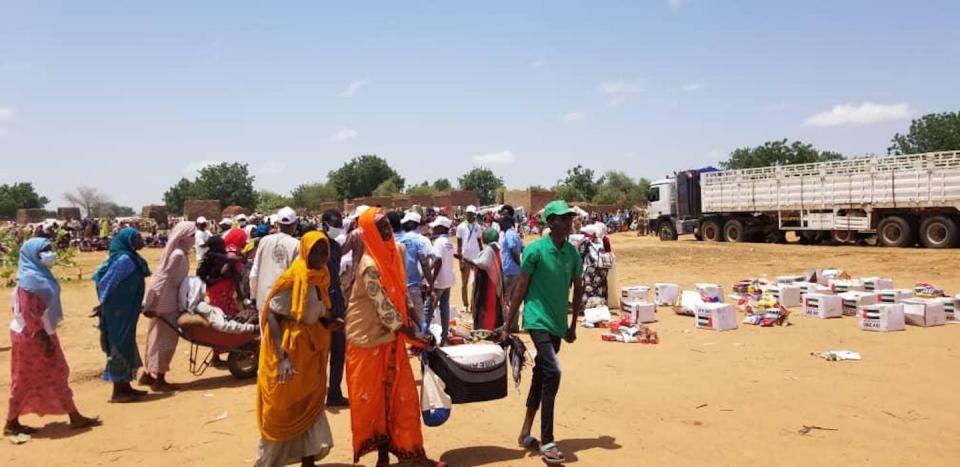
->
[40,251,57,268]
[326,225,344,240]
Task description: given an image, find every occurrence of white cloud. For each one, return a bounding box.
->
[183,160,222,176]
[0,107,13,121]
[257,160,285,176]
[681,82,704,92]
[600,80,642,107]
[667,0,687,9]
[338,79,369,98]
[528,58,546,69]
[473,150,515,165]
[562,111,585,122]
[330,128,358,142]
[0,127,7,138]
[804,102,915,127]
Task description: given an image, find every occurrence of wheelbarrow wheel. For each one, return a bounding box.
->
[227,348,259,379]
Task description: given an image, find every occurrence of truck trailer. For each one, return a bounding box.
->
[646,150,960,248]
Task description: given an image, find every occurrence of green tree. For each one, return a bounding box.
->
[406,181,437,196]
[163,178,196,215]
[290,182,338,209]
[458,167,504,205]
[722,140,844,169]
[192,162,257,209]
[553,165,603,202]
[0,182,49,219]
[433,178,452,191]
[888,111,960,155]
[256,190,292,212]
[372,177,401,196]
[328,155,405,199]
[592,171,650,207]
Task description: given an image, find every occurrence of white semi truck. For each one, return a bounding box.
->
[646,150,960,248]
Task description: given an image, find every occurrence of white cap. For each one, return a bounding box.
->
[196,216,208,224]
[277,207,298,225]
[235,214,248,222]
[465,205,478,214]
[430,216,452,229]
[219,217,233,226]
[401,211,422,225]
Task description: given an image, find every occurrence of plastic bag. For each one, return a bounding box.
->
[421,361,452,427]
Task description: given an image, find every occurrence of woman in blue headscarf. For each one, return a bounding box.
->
[93,228,151,403]
[5,237,101,436]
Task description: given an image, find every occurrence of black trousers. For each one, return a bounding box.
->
[526,330,563,444]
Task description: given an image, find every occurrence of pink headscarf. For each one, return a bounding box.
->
[148,221,196,295]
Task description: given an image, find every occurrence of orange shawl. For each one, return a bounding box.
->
[256,231,333,442]
[358,208,408,322]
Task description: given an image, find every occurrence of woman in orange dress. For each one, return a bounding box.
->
[344,208,444,467]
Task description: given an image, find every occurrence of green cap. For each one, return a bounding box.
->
[542,200,574,220]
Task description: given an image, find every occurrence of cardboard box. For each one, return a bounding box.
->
[769,284,802,307]
[796,282,833,298]
[861,277,894,292]
[621,286,650,303]
[694,303,738,331]
[655,283,680,306]
[695,283,724,302]
[933,297,958,321]
[623,301,657,324]
[830,279,865,293]
[859,304,905,332]
[840,291,878,316]
[677,290,703,316]
[803,293,843,319]
[818,269,843,286]
[902,299,946,327]
[876,289,913,304]
[776,274,805,284]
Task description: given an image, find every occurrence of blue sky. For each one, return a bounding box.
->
[1,0,958,209]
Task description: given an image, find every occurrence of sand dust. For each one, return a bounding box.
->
[2,234,959,466]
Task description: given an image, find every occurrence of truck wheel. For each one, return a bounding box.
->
[877,216,914,247]
[799,230,822,245]
[919,216,958,248]
[723,220,746,242]
[701,220,724,242]
[658,222,678,241]
[832,230,856,244]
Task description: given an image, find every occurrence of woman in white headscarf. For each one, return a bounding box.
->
[140,221,196,392]
[578,222,615,308]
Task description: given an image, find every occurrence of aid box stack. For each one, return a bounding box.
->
[877,289,913,304]
[677,290,703,316]
[654,283,680,306]
[858,304,905,332]
[902,299,947,327]
[694,302,738,331]
[795,281,833,299]
[803,293,842,319]
[695,283,724,302]
[768,284,802,307]
[862,277,894,292]
[840,291,878,316]
[776,275,805,284]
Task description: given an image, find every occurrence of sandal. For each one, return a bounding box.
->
[540,442,566,465]
[519,435,540,451]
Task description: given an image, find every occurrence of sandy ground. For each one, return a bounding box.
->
[2,234,960,466]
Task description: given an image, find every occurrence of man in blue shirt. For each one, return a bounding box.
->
[397,211,436,328]
[498,204,524,332]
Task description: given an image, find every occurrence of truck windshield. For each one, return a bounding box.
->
[647,187,661,202]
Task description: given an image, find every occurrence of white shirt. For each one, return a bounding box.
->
[432,235,456,290]
[195,229,211,262]
[249,232,300,306]
[456,222,482,260]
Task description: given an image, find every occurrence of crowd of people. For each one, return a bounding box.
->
[5,199,619,467]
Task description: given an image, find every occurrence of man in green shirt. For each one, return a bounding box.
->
[501,200,584,465]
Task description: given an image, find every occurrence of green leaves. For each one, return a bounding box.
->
[888,111,960,155]
[328,155,405,199]
[722,140,844,170]
[458,168,504,205]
